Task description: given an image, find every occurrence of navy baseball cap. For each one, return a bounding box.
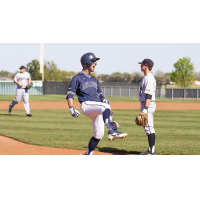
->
[19,66,25,69]
[138,59,154,67]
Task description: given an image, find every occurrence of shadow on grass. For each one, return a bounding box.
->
[97,147,140,155]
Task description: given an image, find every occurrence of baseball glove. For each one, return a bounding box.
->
[135,113,148,126]
[25,84,31,89]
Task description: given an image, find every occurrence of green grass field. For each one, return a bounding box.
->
[0,109,199,155]
[1,95,199,102]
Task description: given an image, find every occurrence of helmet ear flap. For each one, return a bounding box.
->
[83,62,90,68]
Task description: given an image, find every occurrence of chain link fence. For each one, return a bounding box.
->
[1,81,199,100]
[166,88,199,100]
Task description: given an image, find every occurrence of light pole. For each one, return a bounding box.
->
[40,43,44,81]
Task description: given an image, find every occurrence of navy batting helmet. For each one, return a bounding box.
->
[80,52,100,67]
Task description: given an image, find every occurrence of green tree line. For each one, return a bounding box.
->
[1,57,198,86]
[25,59,77,81]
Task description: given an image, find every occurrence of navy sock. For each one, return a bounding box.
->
[148,133,155,152]
[103,109,111,123]
[88,136,100,155]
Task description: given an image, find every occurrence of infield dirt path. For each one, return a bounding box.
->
[0,101,199,155]
[1,101,200,110]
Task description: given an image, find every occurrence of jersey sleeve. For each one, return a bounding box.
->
[96,79,105,101]
[66,76,79,100]
[13,74,18,82]
[144,79,154,96]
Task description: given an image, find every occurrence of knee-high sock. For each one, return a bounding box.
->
[9,99,18,109]
[103,109,111,122]
[103,109,113,130]
[87,137,100,155]
[148,133,155,153]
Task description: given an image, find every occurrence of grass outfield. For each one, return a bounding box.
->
[0,109,199,155]
[1,95,199,102]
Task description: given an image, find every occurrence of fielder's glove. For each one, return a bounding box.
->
[25,84,31,89]
[135,113,148,126]
[102,98,109,104]
[69,106,81,118]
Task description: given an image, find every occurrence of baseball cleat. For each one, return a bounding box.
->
[26,113,32,117]
[108,130,127,141]
[8,108,12,114]
[140,150,156,155]
[81,152,89,155]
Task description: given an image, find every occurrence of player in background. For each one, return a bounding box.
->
[138,59,156,155]
[8,66,32,117]
[66,52,127,155]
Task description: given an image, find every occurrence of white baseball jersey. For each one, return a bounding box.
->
[139,73,156,102]
[14,72,31,89]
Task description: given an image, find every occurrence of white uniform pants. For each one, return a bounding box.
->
[140,101,156,135]
[10,88,30,114]
[80,101,111,140]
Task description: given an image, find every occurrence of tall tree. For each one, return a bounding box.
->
[44,61,62,81]
[26,59,42,80]
[171,57,195,87]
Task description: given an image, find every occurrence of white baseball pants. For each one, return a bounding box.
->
[10,88,30,114]
[140,101,156,135]
[80,101,111,140]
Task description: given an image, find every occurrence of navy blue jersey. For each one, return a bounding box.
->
[66,72,105,103]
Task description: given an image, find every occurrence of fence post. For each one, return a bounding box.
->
[184,88,186,100]
[119,87,121,97]
[104,87,105,96]
[111,87,112,97]
[197,88,199,101]
[160,87,162,99]
[129,87,130,98]
[172,88,173,100]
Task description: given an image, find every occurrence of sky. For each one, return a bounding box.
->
[0,43,200,75]
[1,1,200,76]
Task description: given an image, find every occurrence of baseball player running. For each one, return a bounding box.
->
[66,52,127,155]
[138,59,156,155]
[8,66,32,117]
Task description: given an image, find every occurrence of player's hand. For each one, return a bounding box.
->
[69,106,81,118]
[135,113,148,127]
[102,99,109,104]
[19,83,23,87]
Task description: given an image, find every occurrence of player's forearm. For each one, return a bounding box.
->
[14,81,22,86]
[140,98,151,115]
[67,98,74,108]
[145,99,151,108]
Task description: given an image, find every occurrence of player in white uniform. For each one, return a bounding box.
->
[66,52,127,155]
[8,66,32,117]
[138,59,156,155]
